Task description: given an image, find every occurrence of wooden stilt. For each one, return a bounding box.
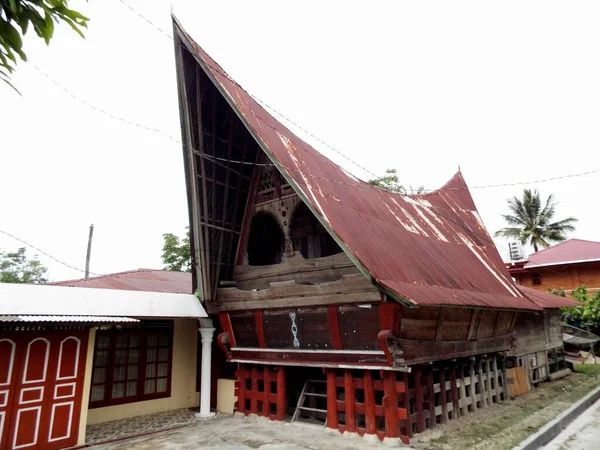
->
[449,363,460,419]
[383,371,400,437]
[415,366,426,432]
[484,357,492,407]
[459,364,467,416]
[492,356,501,403]
[326,369,338,429]
[501,357,509,401]
[237,364,247,413]
[364,370,376,436]
[262,367,271,416]
[439,367,449,423]
[276,367,286,421]
[469,359,478,412]
[250,366,258,414]
[344,370,357,432]
[403,372,413,439]
[427,369,436,428]
[478,358,487,408]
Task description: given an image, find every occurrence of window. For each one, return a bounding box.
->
[89,326,173,408]
[532,273,542,285]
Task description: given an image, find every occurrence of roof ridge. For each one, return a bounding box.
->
[529,239,574,257]
[49,268,169,285]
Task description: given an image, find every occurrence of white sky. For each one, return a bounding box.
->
[1,0,599,281]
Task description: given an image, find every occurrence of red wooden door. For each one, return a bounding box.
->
[0,330,88,450]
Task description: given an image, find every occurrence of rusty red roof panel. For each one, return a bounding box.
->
[525,239,600,268]
[519,286,581,309]
[176,21,542,311]
[50,269,192,294]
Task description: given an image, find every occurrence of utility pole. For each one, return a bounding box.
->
[85,224,94,279]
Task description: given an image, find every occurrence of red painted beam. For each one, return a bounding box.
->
[219,312,236,347]
[327,306,343,350]
[275,367,286,421]
[364,370,376,435]
[254,311,266,348]
[344,371,357,432]
[414,366,425,433]
[326,369,338,429]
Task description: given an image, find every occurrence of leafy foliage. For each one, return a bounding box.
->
[368,168,425,195]
[161,228,191,272]
[494,189,577,252]
[0,0,88,91]
[556,285,600,329]
[0,247,48,283]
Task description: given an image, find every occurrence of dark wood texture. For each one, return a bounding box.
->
[229,312,259,347]
[339,304,380,350]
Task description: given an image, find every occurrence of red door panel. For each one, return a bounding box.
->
[0,338,18,450]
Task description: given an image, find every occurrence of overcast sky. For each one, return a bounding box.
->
[1,0,599,281]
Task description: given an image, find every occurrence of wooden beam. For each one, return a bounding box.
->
[219,312,237,347]
[439,367,449,423]
[449,363,460,418]
[192,149,252,180]
[380,302,399,333]
[492,311,501,337]
[326,369,338,429]
[383,371,400,437]
[275,367,286,421]
[435,308,446,341]
[492,356,501,403]
[364,370,376,436]
[415,366,425,433]
[344,370,357,432]
[467,309,479,340]
[327,306,343,350]
[254,311,266,348]
[262,367,271,417]
[235,152,263,265]
[484,357,492,406]
[469,359,478,412]
[250,366,258,414]
[403,372,413,439]
[509,311,518,333]
[458,364,467,417]
[500,357,509,401]
[427,369,436,428]
[478,358,487,409]
[237,364,247,413]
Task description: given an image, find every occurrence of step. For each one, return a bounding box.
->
[298,406,328,413]
[303,393,327,398]
[307,379,327,384]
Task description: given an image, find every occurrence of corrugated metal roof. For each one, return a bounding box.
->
[519,286,581,309]
[0,315,139,323]
[525,239,600,268]
[175,20,544,312]
[49,269,192,294]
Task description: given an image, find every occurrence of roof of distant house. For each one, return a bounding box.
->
[524,239,600,268]
[49,269,192,294]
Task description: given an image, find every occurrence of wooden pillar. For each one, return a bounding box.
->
[439,367,449,423]
[383,371,400,437]
[250,366,258,414]
[254,311,266,348]
[414,366,425,432]
[427,368,436,428]
[364,370,376,436]
[237,364,247,413]
[328,306,343,350]
[344,370,357,432]
[449,363,460,418]
[478,358,487,408]
[469,359,478,412]
[501,357,509,401]
[262,367,271,417]
[458,364,467,416]
[275,367,286,421]
[326,369,338,429]
[484,357,493,407]
[492,356,501,403]
[403,372,413,439]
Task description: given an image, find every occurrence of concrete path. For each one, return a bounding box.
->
[87,415,387,449]
[544,399,600,450]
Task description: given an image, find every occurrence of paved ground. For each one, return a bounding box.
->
[87,415,388,450]
[545,399,600,449]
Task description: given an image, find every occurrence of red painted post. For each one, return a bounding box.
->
[403,372,413,439]
[237,364,247,414]
[250,366,258,414]
[254,311,266,348]
[326,369,339,429]
[383,371,400,437]
[219,312,237,347]
[262,366,271,417]
[344,370,357,432]
[328,306,343,350]
[275,367,286,421]
[450,363,460,419]
[427,369,436,428]
[439,367,449,423]
[415,366,425,433]
[364,370,376,436]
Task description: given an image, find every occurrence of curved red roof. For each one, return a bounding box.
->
[526,239,600,268]
[175,19,542,311]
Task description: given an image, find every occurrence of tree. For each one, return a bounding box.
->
[161,228,191,272]
[1,0,88,91]
[494,189,577,252]
[368,168,425,195]
[557,285,600,330]
[0,247,48,283]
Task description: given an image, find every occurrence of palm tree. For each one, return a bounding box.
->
[495,189,577,252]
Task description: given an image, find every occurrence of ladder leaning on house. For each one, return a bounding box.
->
[291,379,329,426]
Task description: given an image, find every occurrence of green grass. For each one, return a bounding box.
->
[574,363,600,377]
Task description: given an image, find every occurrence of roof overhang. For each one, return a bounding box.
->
[0,283,208,320]
[525,257,600,270]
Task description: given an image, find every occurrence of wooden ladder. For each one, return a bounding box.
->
[290,379,328,425]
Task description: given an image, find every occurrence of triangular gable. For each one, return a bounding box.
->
[173,17,541,311]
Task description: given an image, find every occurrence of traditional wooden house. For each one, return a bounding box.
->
[172,18,576,444]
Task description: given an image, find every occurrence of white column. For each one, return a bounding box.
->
[197,326,216,418]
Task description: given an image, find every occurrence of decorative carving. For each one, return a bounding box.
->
[284,239,294,257]
[289,312,300,347]
[217,332,232,360]
[377,329,400,367]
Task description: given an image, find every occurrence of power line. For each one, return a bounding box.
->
[0,229,103,276]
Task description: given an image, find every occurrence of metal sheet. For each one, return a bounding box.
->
[0,315,139,323]
[519,286,580,309]
[176,22,544,312]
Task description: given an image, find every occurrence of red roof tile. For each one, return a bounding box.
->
[49,269,192,294]
[175,19,542,311]
[525,239,600,268]
[519,286,580,309]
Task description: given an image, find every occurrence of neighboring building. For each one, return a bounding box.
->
[0,269,211,450]
[507,239,600,293]
[172,17,576,445]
